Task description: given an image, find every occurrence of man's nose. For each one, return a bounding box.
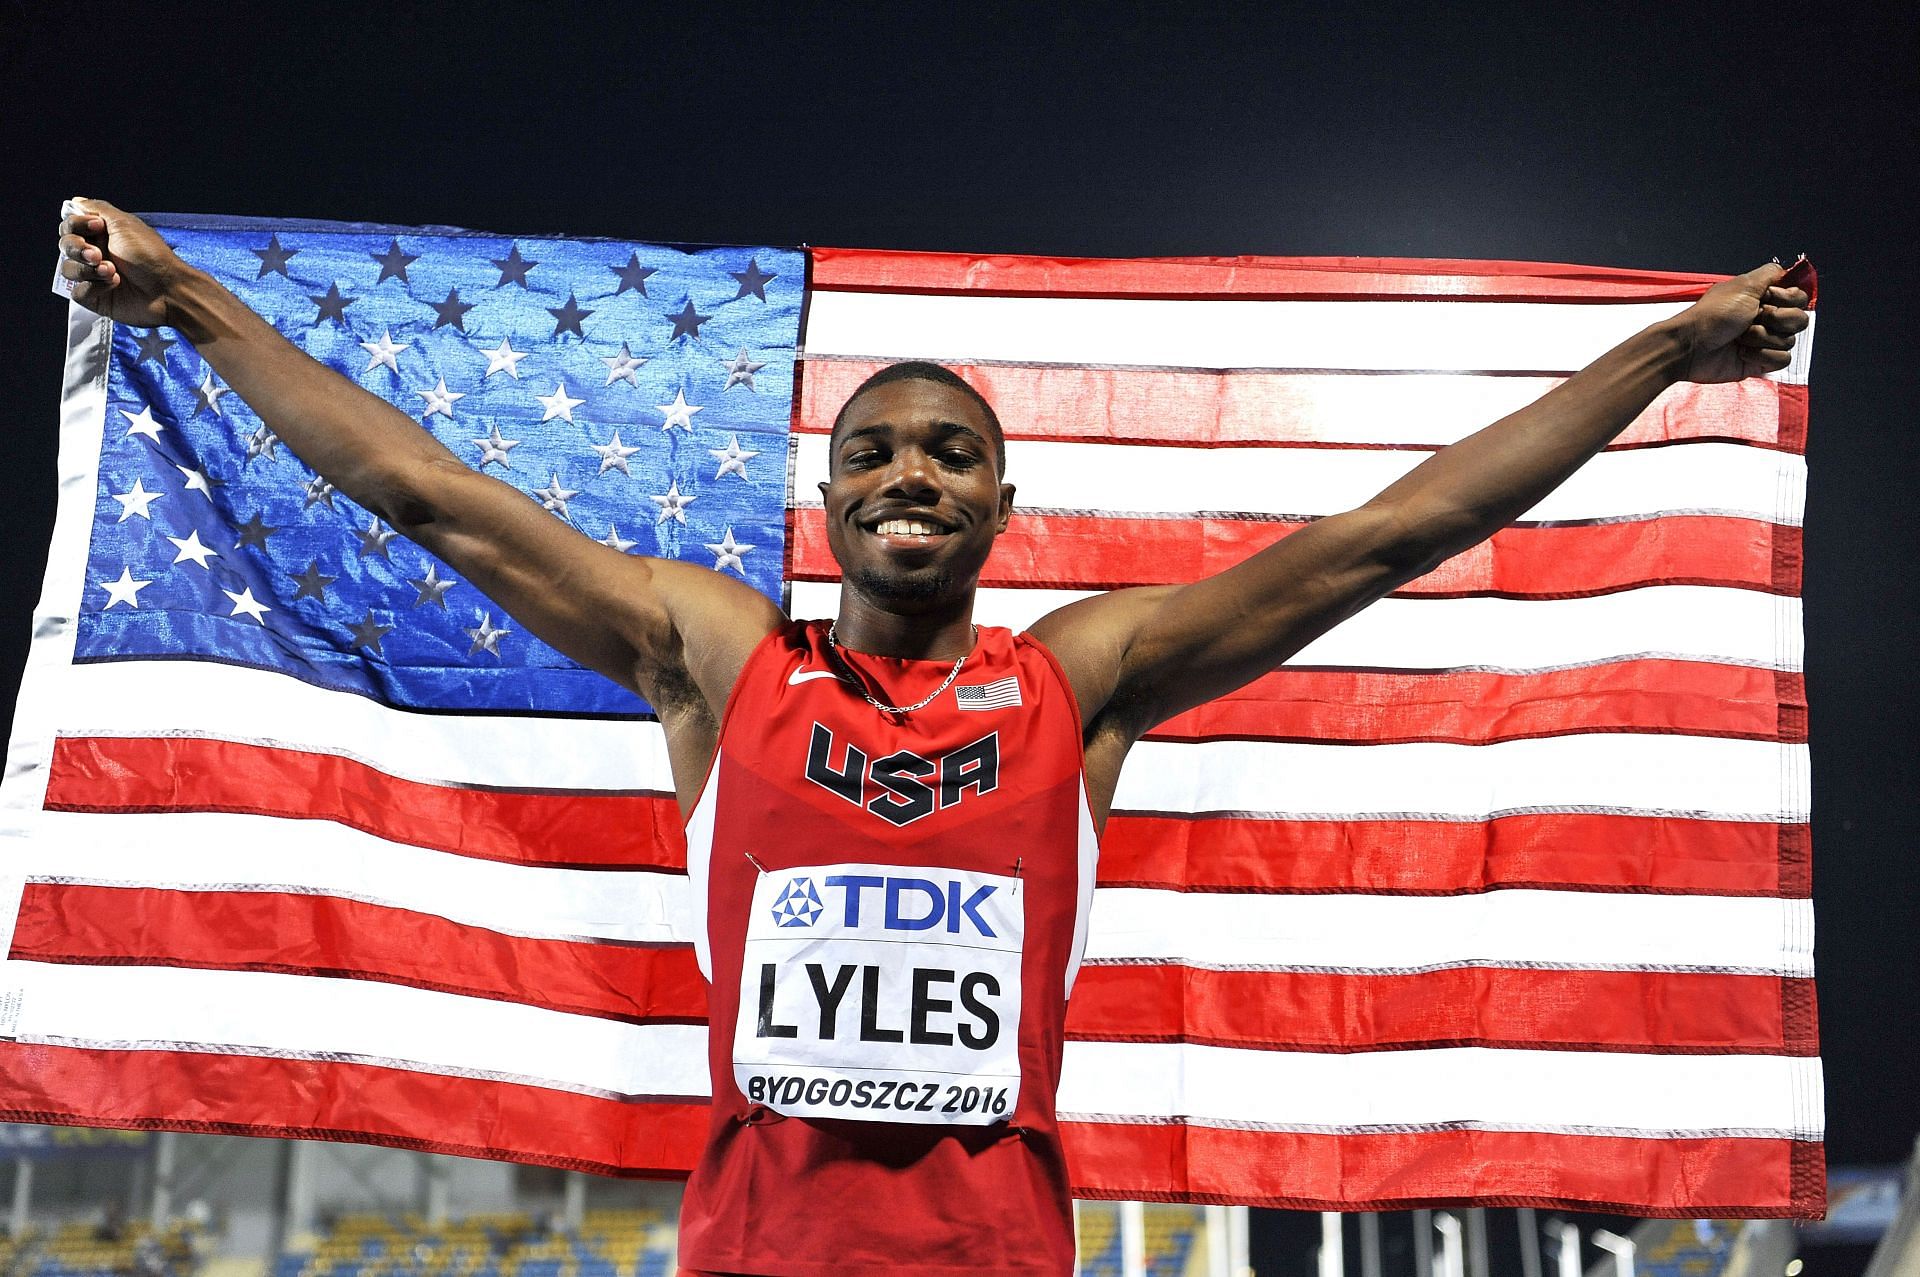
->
[882,450,940,499]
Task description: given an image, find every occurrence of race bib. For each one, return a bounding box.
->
[733,861,1023,1125]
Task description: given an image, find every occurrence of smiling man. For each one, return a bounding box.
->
[57,200,1808,1277]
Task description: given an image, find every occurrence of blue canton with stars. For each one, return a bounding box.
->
[770,877,824,929]
[78,215,801,716]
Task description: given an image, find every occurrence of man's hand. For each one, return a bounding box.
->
[1674,262,1812,384]
[57,198,185,328]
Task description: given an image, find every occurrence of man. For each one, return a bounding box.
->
[56,200,1809,1277]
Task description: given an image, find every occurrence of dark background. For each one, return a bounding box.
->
[2,0,1914,1267]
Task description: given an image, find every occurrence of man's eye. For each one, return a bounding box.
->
[940,451,978,468]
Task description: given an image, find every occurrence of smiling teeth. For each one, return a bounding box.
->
[877,520,942,536]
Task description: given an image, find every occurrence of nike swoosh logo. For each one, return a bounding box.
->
[788,668,840,686]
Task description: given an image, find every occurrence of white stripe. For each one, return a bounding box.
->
[16,809,694,945]
[2,960,711,1100]
[0,962,1823,1136]
[1057,1042,1822,1138]
[792,584,1803,674]
[803,373,1803,450]
[794,436,1806,526]
[1083,888,1812,976]
[1117,734,1807,822]
[0,306,116,961]
[34,660,668,792]
[804,291,1691,372]
[18,656,1800,819]
[6,817,1809,975]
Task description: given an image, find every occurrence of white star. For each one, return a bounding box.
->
[536,381,586,423]
[710,433,760,480]
[357,519,399,559]
[651,480,697,524]
[245,425,281,463]
[466,609,509,657]
[656,388,703,432]
[166,529,219,568]
[723,348,767,392]
[704,527,754,575]
[222,586,272,624]
[478,336,529,380]
[406,561,457,609]
[591,430,642,476]
[99,567,151,609]
[534,473,580,520]
[175,464,222,500]
[120,405,166,441]
[360,329,409,374]
[418,377,465,419]
[472,424,521,469]
[602,342,647,387]
[600,524,637,553]
[111,479,163,521]
[196,372,231,416]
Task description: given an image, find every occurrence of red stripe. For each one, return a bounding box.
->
[1060,1123,1823,1217]
[0,1041,1824,1215]
[792,510,1795,600]
[1099,813,1810,897]
[44,737,687,869]
[0,1042,706,1178]
[8,884,710,1025]
[1777,383,1809,453]
[798,360,1798,451]
[43,740,1806,893]
[810,248,1723,302]
[1143,661,1802,746]
[12,885,1811,1055]
[1066,967,1816,1055]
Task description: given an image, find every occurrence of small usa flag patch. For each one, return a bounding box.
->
[956,676,1022,710]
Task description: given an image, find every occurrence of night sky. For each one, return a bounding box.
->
[3,0,1914,1209]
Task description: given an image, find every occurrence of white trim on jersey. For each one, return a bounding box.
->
[685,764,721,982]
[1062,781,1101,998]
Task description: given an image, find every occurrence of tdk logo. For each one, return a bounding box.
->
[805,724,999,827]
[817,874,999,938]
[770,878,824,928]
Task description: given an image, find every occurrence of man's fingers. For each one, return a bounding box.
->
[59,213,107,243]
[1765,285,1810,309]
[1737,325,1795,352]
[58,255,118,286]
[59,232,109,266]
[1760,305,1811,336]
[68,279,112,315]
[1740,348,1792,374]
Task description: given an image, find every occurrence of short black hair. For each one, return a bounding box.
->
[829,361,1007,477]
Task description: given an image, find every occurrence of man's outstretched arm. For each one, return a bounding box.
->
[57,200,783,746]
[1031,263,1811,757]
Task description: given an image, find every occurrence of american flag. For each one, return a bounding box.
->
[0,219,1821,1218]
[955,676,1024,710]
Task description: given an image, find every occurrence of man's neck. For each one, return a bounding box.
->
[832,591,978,660]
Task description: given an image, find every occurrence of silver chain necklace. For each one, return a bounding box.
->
[826,619,975,716]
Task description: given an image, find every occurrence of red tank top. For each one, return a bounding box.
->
[677,621,1097,1277]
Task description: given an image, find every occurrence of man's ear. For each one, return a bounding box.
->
[818,479,831,502]
[997,482,1015,533]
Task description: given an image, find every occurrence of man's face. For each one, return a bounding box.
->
[820,378,1014,612]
